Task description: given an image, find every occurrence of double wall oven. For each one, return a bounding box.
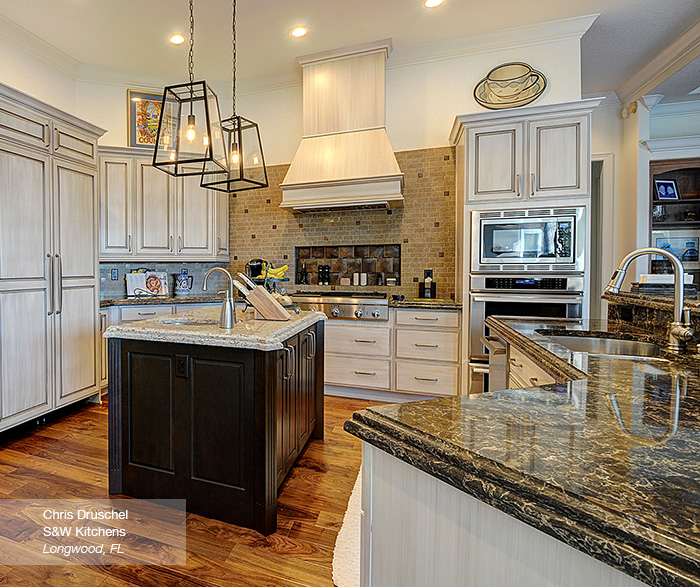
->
[468,206,587,393]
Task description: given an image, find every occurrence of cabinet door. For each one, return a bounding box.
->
[52,122,97,166]
[177,172,214,258]
[297,329,312,448]
[53,159,99,405]
[0,97,50,151]
[99,157,133,258]
[528,115,589,199]
[467,122,524,202]
[135,161,175,256]
[99,309,109,390]
[215,192,229,258]
[0,142,53,427]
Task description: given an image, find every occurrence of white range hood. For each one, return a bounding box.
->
[280,39,404,212]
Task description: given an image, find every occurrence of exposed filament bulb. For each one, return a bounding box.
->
[186,114,196,143]
[231,148,240,165]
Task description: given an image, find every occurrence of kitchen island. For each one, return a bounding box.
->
[346,317,700,587]
[106,306,325,536]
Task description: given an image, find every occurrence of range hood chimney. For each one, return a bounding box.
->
[280,39,404,212]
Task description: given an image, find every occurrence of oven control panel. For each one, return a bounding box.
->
[484,277,568,290]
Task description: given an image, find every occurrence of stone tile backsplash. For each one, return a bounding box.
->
[296,245,401,286]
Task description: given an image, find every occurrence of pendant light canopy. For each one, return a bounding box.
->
[153,0,227,177]
[201,0,268,193]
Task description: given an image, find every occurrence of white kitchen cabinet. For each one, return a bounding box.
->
[507,345,556,388]
[0,82,104,432]
[99,309,109,392]
[451,99,601,204]
[99,147,229,262]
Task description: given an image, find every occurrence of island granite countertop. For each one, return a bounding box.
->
[104,306,325,351]
[100,295,226,307]
[346,317,700,586]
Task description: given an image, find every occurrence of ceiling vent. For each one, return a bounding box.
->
[280,39,404,212]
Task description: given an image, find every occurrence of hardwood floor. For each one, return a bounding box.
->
[0,395,379,586]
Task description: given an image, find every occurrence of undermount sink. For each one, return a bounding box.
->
[157,317,219,326]
[543,334,664,359]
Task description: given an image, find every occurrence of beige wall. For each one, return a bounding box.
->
[225,146,457,299]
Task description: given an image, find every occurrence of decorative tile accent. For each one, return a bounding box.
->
[294,244,401,286]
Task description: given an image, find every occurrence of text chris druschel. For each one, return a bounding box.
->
[43,509,128,537]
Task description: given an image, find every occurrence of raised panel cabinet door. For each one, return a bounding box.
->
[296,330,311,448]
[528,115,589,199]
[99,157,133,258]
[54,159,98,279]
[216,192,229,258]
[0,289,52,426]
[177,172,214,257]
[52,122,97,166]
[284,336,299,472]
[275,349,286,485]
[0,142,51,282]
[55,285,99,405]
[467,122,524,201]
[135,161,175,255]
[99,309,109,389]
[0,98,50,151]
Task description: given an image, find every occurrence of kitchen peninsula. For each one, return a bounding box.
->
[105,306,325,536]
[347,316,700,587]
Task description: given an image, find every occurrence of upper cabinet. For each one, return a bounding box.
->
[451,99,602,204]
[99,147,229,262]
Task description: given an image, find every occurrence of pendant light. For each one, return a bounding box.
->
[201,0,268,193]
[153,0,227,177]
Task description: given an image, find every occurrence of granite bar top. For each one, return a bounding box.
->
[100,295,225,308]
[105,307,325,351]
[604,290,700,313]
[389,298,461,310]
[346,317,700,586]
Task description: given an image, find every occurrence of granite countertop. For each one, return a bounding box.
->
[389,298,461,310]
[100,295,225,308]
[605,290,700,313]
[105,307,325,351]
[346,317,700,586]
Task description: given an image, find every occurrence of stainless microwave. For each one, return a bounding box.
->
[471,206,586,273]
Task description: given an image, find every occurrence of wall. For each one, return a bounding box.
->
[224,146,456,299]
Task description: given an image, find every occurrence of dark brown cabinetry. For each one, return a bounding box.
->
[108,321,324,536]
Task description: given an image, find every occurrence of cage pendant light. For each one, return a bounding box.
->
[153,0,227,177]
[201,0,268,193]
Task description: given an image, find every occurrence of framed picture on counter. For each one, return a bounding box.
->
[127,90,163,148]
[652,229,700,267]
[654,178,679,200]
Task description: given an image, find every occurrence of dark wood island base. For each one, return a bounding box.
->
[108,321,324,536]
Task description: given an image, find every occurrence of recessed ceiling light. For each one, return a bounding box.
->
[170,34,186,45]
[423,0,444,7]
[289,26,309,38]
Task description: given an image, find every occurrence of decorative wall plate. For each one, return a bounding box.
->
[474,62,547,110]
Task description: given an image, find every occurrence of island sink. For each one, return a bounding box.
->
[543,334,662,358]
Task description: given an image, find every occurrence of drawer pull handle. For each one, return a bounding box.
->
[414,317,438,321]
[415,376,438,382]
[354,339,376,344]
[415,343,439,348]
[529,377,539,385]
[509,358,522,367]
[138,311,156,316]
[354,371,376,376]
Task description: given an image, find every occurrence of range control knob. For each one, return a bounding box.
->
[354,308,364,318]
[371,310,381,318]
[330,307,340,317]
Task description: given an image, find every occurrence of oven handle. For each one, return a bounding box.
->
[470,294,583,304]
[480,335,506,355]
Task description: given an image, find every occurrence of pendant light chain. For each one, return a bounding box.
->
[232,0,237,116]
[188,0,195,84]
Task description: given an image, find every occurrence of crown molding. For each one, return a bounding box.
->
[0,13,80,79]
[388,14,599,70]
[649,99,700,119]
[640,135,700,153]
[582,91,621,107]
[617,17,700,106]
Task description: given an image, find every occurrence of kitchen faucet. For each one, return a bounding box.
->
[202,267,237,328]
[605,247,696,353]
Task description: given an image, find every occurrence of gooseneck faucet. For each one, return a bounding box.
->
[202,267,237,328]
[605,247,696,352]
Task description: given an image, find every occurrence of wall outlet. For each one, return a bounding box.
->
[110,269,118,280]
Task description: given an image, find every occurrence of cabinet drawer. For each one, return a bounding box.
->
[325,355,391,390]
[53,122,97,165]
[325,323,391,357]
[120,305,174,323]
[395,309,459,328]
[508,346,555,387]
[395,360,459,396]
[0,99,50,151]
[396,329,459,362]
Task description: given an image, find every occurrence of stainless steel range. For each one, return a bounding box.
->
[291,292,389,321]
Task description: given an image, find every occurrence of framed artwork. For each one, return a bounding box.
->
[127,90,163,148]
[654,178,680,200]
[652,229,699,268]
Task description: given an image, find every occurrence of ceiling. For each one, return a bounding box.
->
[0,0,698,101]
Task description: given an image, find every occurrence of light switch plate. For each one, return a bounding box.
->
[110,269,118,280]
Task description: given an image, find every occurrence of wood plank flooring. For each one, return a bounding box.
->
[0,395,379,586]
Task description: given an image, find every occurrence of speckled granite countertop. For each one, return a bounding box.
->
[389,298,461,310]
[604,291,700,313]
[105,307,325,351]
[346,317,700,586]
[100,295,225,308]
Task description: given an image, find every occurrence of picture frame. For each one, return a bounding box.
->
[654,178,680,201]
[127,90,163,148]
[652,229,699,268]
